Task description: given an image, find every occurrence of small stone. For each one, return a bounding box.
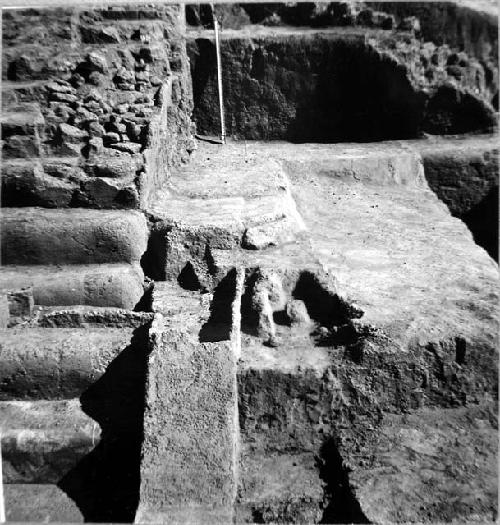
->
[84,100,102,112]
[109,141,143,154]
[49,92,78,104]
[137,107,154,118]
[88,121,105,137]
[88,71,105,86]
[125,123,142,142]
[100,102,112,114]
[46,81,75,94]
[104,132,121,145]
[117,82,135,91]
[58,123,88,143]
[286,299,311,327]
[136,70,150,81]
[81,24,121,44]
[114,67,135,85]
[87,149,143,178]
[51,103,74,120]
[87,136,104,157]
[84,89,104,103]
[73,107,98,125]
[58,142,82,157]
[150,75,163,86]
[115,103,129,114]
[86,51,109,74]
[82,176,139,209]
[100,26,121,43]
[265,335,281,348]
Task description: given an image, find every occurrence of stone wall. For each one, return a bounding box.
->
[2,5,194,209]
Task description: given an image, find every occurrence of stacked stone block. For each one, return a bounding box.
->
[2,5,194,209]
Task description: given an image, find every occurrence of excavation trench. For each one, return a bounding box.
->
[1,3,497,523]
[187,27,496,142]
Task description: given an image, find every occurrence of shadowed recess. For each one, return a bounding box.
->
[199,268,237,342]
[462,185,498,261]
[292,271,362,328]
[318,437,370,524]
[58,325,150,523]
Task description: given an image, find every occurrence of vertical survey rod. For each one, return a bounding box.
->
[211,4,226,144]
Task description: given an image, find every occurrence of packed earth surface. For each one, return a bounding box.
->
[0,2,498,524]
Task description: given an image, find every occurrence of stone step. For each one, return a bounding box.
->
[1,208,148,265]
[0,263,145,310]
[0,102,45,138]
[4,484,83,523]
[1,157,140,209]
[0,327,135,399]
[1,80,48,109]
[1,102,45,159]
[0,399,99,484]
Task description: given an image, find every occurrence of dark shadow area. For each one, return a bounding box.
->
[461,186,498,262]
[286,42,427,143]
[422,84,497,135]
[186,4,215,28]
[199,269,236,342]
[312,323,362,349]
[178,261,203,291]
[190,38,218,131]
[273,309,291,327]
[292,271,363,328]
[240,270,261,336]
[134,281,154,312]
[140,224,168,281]
[1,180,49,207]
[58,325,150,523]
[318,437,370,524]
[189,37,430,142]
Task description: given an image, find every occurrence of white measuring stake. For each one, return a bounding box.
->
[212,5,226,144]
[0,433,5,523]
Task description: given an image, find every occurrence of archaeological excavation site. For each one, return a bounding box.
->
[0,0,498,523]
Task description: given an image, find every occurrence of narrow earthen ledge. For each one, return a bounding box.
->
[135,280,242,524]
[0,327,135,399]
[0,263,145,309]
[1,208,148,265]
